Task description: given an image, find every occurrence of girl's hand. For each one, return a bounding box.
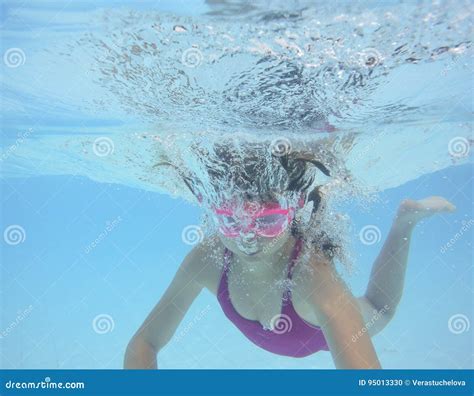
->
[395,196,456,227]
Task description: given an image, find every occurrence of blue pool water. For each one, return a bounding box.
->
[1,0,473,369]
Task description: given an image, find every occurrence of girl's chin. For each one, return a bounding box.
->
[235,247,262,258]
[242,249,261,256]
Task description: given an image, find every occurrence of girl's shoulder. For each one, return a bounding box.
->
[293,242,339,293]
[187,235,226,296]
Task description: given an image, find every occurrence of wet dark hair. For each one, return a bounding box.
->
[199,142,330,209]
[282,162,339,260]
[155,141,340,258]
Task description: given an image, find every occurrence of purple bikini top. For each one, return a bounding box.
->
[217,238,329,358]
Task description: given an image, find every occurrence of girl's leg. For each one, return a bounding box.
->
[357,196,456,336]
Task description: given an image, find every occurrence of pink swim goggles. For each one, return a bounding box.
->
[213,200,297,238]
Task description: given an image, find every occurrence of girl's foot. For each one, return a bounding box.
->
[395,196,456,227]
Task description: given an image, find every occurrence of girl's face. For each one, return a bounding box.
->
[212,196,297,259]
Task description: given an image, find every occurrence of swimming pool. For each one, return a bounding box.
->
[1,0,472,369]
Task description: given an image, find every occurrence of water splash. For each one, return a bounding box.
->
[1,1,473,271]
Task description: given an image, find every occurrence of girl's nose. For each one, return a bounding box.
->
[239,228,257,241]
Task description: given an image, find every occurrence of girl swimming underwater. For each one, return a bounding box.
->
[123,141,456,369]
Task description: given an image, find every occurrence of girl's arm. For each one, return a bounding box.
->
[308,254,381,369]
[124,242,210,369]
[363,196,456,325]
